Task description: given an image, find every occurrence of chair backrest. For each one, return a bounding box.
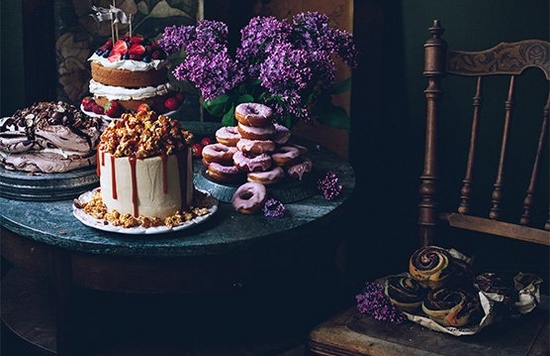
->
[418,20,550,249]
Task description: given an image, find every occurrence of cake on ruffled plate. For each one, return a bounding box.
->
[94,109,195,225]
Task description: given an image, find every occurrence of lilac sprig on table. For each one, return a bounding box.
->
[159,12,357,128]
[317,170,342,200]
[356,281,406,324]
[262,198,286,218]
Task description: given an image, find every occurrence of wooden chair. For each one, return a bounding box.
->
[308,20,549,356]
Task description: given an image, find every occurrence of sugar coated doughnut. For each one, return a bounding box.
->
[235,103,273,127]
[215,126,241,146]
[248,166,284,185]
[237,122,275,140]
[202,143,237,165]
[273,123,291,145]
[206,162,244,183]
[271,145,301,166]
[232,181,267,214]
[236,139,276,155]
[233,150,272,172]
[286,156,312,180]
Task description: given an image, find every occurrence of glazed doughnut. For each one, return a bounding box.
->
[422,288,481,327]
[231,181,267,214]
[286,156,312,180]
[237,122,275,140]
[233,150,272,172]
[409,246,454,289]
[236,138,276,155]
[215,126,241,146]
[201,143,237,165]
[247,166,285,185]
[235,103,273,127]
[271,145,301,166]
[273,123,291,145]
[206,161,244,183]
[385,276,428,312]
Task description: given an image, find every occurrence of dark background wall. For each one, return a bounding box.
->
[346,0,549,291]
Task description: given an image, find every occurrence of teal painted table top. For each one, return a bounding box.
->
[0,122,355,258]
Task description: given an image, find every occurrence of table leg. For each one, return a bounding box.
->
[52,251,75,355]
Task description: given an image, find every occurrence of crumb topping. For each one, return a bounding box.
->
[75,189,212,229]
[98,110,193,159]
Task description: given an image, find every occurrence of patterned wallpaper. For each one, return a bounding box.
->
[54,0,199,105]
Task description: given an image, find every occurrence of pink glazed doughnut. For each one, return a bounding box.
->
[286,156,313,180]
[215,126,241,146]
[202,143,237,165]
[237,122,276,141]
[206,161,244,183]
[248,166,285,185]
[233,150,272,172]
[235,103,273,127]
[232,181,267,214]
[236,138,276,155]
[273,123,291,145]
[272,145,301,166]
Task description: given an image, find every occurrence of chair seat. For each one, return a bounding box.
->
[308,298,549,356]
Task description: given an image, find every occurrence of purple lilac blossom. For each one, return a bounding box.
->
[356,281,406,324]
[262,198,286,218]
[317,170,342,200]
[236,16,292,79]
[159,25,195,55]
[159,12,357,126]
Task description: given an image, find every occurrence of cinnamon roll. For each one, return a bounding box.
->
[385,276,428,311]
[409,246,454,289]
[422,288,480,327]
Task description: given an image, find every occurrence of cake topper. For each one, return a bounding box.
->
[90,1,130,42]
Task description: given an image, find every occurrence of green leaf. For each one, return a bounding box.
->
[221,107,237,126]
[237,94,254,103]
[204,94,232,117]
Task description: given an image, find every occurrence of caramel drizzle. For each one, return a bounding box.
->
[103,149,188,218]
[110,154,117,200]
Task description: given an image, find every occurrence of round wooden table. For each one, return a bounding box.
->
[1,122,355,355]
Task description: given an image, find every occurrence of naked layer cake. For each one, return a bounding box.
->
[84,34,183,117]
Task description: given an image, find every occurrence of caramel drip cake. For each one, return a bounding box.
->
[96,109,194,220]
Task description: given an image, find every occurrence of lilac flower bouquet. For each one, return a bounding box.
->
[159,12,357,128]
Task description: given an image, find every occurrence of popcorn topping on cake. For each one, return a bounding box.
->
[98,110,193,159]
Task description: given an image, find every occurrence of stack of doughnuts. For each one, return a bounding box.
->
[202,102,313,185]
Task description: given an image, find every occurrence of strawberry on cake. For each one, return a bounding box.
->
[83,34,183,117]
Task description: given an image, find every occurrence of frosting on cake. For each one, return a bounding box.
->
[88,53,167,71]
[96,110,194,219]
[89,79,172,101]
